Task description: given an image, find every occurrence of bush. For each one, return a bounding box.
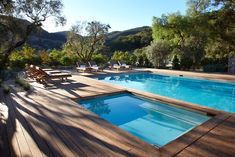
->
[134,48,152,67]
[203,64,227,72]
[111,51,135,65]
[201,58,227,72]
[49,49,78,66]
[146,40,171,68]
[15,77,31,91]
[59,56,74,66]
[180,56,193,70]
[9,44,41,69]
[172,55,180,70]
[49,49,64,65]
[40,50,52,65]
[2,84,10,94]
[92,54,108,65]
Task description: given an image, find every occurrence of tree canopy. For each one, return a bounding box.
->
[152,0,235,70]
[64,21,110,63]
[0,0,65,68]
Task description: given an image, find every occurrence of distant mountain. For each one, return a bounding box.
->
[27,26,152,51]
[27,29,67,50]
[106,26,152,52]
[107,26,151,40]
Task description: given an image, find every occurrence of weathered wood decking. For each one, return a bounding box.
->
[0,70,235,157]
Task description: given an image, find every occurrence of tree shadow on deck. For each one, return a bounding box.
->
[0,90,145,157]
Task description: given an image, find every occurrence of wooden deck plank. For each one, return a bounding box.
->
[14,89,159,157]
[7,94,44,157]
[9,94,76,157]
[1,70,235,157]
[0,92,11,157]
[2,93,25,157]
[176,115,235,157]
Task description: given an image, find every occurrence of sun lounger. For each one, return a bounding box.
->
[88,61,103,72]
[26,65,71,84]
[113,64,122,71]
[76,62,91,72]
[109,61,124,71]
[118,61,131,70]
[26,65,42,79]
[36,67,71,84]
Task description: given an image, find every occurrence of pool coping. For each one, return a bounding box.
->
[76,72,233,156]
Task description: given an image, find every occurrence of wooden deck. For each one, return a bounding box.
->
[0,70,235,157]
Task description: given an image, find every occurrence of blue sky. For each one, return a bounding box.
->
[43,0,187,32]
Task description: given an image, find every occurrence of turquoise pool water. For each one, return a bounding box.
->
[96,73,235,113]
[79,93,210,147]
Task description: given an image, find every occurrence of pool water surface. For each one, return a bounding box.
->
[79,93,210,147]
[96,73,235,113]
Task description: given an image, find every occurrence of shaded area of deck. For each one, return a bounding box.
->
[0,73,235,157]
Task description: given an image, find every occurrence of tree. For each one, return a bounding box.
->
[172,55,180,70]
[187,0,235,58]
[146,40,171,68]
[64,21,110,63]
[9,44,40,68]
[0,0,66,68]
[152,12,208,69]
[111,51,135,65]
[134,48,152,67]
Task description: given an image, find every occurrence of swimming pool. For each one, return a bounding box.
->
[79,93,210,147]
[96,72,235,113]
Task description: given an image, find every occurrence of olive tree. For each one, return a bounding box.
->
[64,21,110,63]
[146,40,171,68]
[0,0,66,68]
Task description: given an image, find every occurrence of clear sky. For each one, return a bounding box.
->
[43,0,187,32]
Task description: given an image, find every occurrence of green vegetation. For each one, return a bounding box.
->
[9,44,40,68]
[2,84,10,94]
[145,40,171,68]
[0,0,234,75]
[151,0,234,71]
[64,21,110,64]
[0,0,65,69]
[107,27,152,52]
[172,55,180,70]
[92,54,109,65]
[111,51,136,65]
[15,77,31,91]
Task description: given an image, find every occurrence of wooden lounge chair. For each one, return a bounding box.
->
[88,61,103,72]
[26,65,42,79]
[35,67,72,84]
[118,61,131,70]
[76,62,91,72]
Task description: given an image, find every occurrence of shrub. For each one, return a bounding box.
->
[2,84,10,94]
[180,56,193,70]
[9,44,40,69]
[172,55,180,70]
[111,51,134,65]
[40,50,52,65]
[15,77,31,91]
[59,56,73,66]
[146,40,171,68]
[92,54,108,65]
[49,49,63,65]
[134,48,152,67]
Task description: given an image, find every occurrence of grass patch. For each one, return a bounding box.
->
[15,77,31,91]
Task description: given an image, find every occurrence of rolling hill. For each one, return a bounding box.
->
[27,26,152,52]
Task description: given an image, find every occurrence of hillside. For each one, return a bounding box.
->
[27,26,152,52]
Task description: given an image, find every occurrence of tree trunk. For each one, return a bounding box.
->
[0,24,35,68]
